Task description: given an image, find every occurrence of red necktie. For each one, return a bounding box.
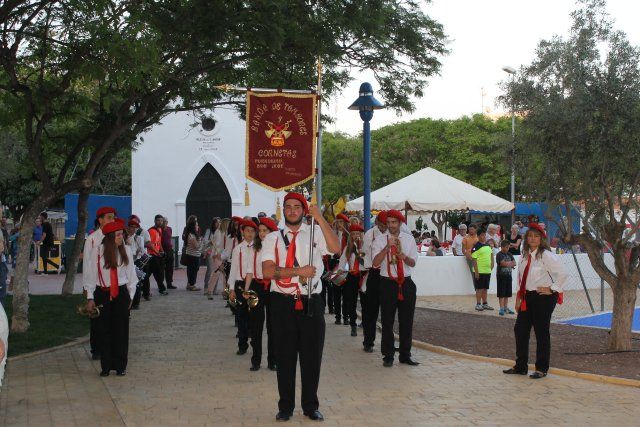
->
[517,256,532,311]
[110,267,119,299]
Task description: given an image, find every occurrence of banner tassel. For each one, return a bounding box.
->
[276,197,282,222]
[244,183,250,206]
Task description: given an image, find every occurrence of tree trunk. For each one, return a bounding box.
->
[431,211,447,241]
[608,280,637,351]
[61,189,89,296]
[11,202,44,333]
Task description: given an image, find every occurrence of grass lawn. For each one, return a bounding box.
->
[4,294,89,357]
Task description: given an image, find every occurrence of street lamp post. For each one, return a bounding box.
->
[502,66,516,224]
[349,82,384,230]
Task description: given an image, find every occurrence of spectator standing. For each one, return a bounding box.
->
[202,217,221,293]
[487,224,501,248]
[471,228,494,311]
[496,240,516,315]
[162,217,176,290]
[142,215,168,298]
[182,215,202,291]
[452,224,467,256]
[462,224,479,282]
[507,224,523,255]
[39,212,59,274]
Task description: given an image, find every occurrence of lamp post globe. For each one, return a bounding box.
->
[349,82,384,230]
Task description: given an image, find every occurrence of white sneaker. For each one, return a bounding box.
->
[475,303,484,311]
[482,303,494,311]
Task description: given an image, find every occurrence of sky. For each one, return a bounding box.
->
[327,0,640,135]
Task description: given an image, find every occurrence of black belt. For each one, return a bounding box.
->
[273,292,321,300]
[97,284,128,292]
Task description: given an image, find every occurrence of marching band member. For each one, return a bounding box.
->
[361,210,387,352]
[262,192,339,422]
[331,213,350,325]
[83,206,116,360]
[125,218,147,310]
[503,223,567,379]
[228,219,255,355]
[337,223,366,337]
[84,219,136,377]
[246,217,279,372]
[372,209,420,367]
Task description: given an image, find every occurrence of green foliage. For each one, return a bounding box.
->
[322,114,512,202]
[4,294,88,357]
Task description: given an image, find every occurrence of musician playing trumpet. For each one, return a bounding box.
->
[372,209,420,368]
[337,223,366,337]
[330,213,350,325]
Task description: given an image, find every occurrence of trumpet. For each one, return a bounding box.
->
[77,302,103,319]
[228,289,241,308]
[222,286,231,301]
[242,290,260,310]
[390,236,403,265]
[354,238,366,260]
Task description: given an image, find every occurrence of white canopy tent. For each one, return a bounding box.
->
[345,167,514,213]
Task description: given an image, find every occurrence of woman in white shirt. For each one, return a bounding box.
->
[503,223,567,379]
[85,219,137,377]
[245,217,279,371]
[202,217,221,295]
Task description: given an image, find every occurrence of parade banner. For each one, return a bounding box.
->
[246,91,317,191]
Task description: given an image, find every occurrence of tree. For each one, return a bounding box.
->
[501,0,640,350]
[0,0,447,331]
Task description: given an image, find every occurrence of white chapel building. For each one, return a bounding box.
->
[132,106,285,238]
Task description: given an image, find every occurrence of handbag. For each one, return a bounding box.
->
[179,245,188,266]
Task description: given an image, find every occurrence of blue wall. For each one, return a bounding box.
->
[65,194,132,237]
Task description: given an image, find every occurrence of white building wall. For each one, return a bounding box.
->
[132,107,284,240]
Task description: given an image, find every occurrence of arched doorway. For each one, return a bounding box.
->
[186,164,232,229]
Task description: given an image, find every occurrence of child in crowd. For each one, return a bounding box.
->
[496,240,516,315]
[471,228,494,311]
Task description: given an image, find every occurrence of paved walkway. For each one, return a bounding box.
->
[2,272,640,426]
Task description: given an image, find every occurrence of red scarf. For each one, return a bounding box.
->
[97,254,119,300]
[386,235,405,301]
[274,232,303,310]
[349,243,366,289]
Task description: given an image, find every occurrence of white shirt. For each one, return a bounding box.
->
[262,223,333,295]
[251,247,265,280]
[140,228,151,244]
[126,234,145,260]
[0,305,7,388]
[362,226,385,268]
[82,228,104,289]
[372,231,419,278]
[212,229,225,258]
[221,234,236,262]
[452,234,465,256]
[84,245,137,299]
[338,246,362,273]
[227,240,253,287]
[518,249,568,293]
[488,232,501,248]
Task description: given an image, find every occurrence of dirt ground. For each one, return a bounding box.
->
[409,307,640,380]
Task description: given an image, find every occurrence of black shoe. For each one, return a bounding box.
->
[167,285,177,289]
[363,346,374,353]
[383,358,393,367]
[350,326,357,337]
[399,358,420,366]
[160,290,169,296]
[250,365,260,371]
[143,295,150,301]
[343,319,349,325]
[334,319,341,325]
[328,309,335,315]
[268,363,277,371]
[100,370,110,377]
[237,348,247,355]
[116,370,126,376]
[529,371,547,379]
[91,353,101,360]
[276,411,292,422]
[503,367,528,375]
[304,410,324,421]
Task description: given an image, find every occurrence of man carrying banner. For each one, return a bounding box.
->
[262,192,339,422]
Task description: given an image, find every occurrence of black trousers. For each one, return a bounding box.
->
[342,273,359,327]
[514,291,558,373]
[164,249,174,286]
[234,281,249,352]
[380,277,417,360]
[90,317,100,355]
[41,245,59,273]
[142,255,165,296]
[363,268,381,347]
[248,280,275,367]
[271,293,325,414]
[94,286,130,372]
[185,254,199,286]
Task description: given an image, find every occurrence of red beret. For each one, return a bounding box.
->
[232,216,243,223]
[103,219,125,235]
[349,224,364,233]
[241,219,258,230]
[96,206,116,218]
[259,217,279,232]
[336,213,349,222]
[376,211,387,223]
[527,222,547,238]
[386,209,406,224]
[128,218,140,227]
[283,192,309,214]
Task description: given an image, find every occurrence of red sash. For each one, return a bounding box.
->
[97,254,119,300]
[274,232,303,310]
[386,235,405,301]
